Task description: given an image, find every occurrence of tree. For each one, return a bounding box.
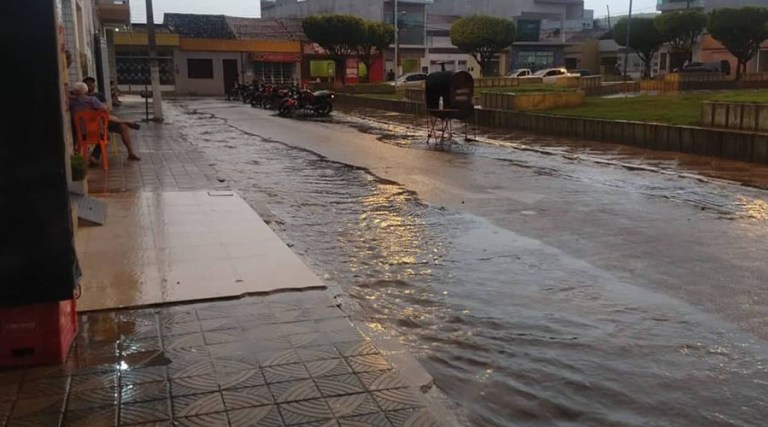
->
[709,7,768,80]
[357,21,394,83]
[654,10,707,63]
[302,15,366,83]
[613,17,665,79]
[450,15,515,77]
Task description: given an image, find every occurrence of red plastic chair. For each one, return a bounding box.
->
[73,110,110,170]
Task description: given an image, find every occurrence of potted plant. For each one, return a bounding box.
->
[70,154,88,195]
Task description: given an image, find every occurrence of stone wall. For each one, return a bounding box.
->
[702,102,768,133]
[335,94,768,165]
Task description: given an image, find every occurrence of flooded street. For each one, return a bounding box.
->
[166,98,768,426]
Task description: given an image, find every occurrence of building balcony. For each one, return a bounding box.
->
[97,0,130,25]
[656,0,703,12]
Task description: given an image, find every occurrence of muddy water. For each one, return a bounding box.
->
[171,102,768,426]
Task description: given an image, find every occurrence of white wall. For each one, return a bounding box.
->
[175,51,244,96]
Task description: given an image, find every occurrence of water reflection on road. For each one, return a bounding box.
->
[171,100,768,427]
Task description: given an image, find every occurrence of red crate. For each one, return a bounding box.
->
[0,299,77,368]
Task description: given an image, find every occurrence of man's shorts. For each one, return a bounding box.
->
[108,121,121,133]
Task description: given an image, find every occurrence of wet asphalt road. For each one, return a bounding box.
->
[166,98,768,427]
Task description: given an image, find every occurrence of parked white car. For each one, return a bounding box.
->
[506,68,532,78]
[533,67,578,83]
[390,73,428,87]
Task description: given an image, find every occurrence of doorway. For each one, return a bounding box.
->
[222,59,239,94]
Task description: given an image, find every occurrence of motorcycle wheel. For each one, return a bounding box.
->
[315,100,333,116]
[278,101,292,117]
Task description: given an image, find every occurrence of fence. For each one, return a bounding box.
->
[702,102,768,133]
[335,94,768,165]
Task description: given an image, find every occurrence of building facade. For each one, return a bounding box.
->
[262,0,593,76]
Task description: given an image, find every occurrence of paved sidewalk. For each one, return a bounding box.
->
[1,291,453,426]
[0,97,457,426]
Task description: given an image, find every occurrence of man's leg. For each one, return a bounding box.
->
[118,123,141,161]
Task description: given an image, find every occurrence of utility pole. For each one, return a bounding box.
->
[622,0,633,80]
[606,5,612,29]
[146,0,164,121]
[394,0,399,81]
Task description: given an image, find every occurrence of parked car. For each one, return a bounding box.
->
[390,73,428,87]
[678,61,730,75]
[533,67,577,83]
[569,69,592,77]
[506,68,532,78]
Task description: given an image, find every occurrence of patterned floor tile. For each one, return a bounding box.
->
[164,333,206,351]
[213,359,259,374]
[227,405,284,427]
[245,335,292,351]
[0,371,25,385]
[256,350,301,366]
[122,337,162,356]
[67,386,119,410]
[167,360,214,380]
[6,412,63,427]
[280,322,318,336]
[119,399,170,425]
[268,380,322,403]
[216,368,266,390]
[278,398,333,426]
[371,389,425,412]
[63,407,117,427]
[302,308,346,322]
[172,411,228,427]
[121,381,169,404]
[17,376,70,398]
[171,392,225,418]
[327,393,382,418]
[121,366,168,386]
[305,359,353,378]
[325,329,365,344]
[199,318,239,332]
[203,329,243,346]
[338,412,394,427]
[288,332,329,349]
[11,396,65,419]
[262,364,311,384]
[0,383,20,402]
[356,371,407,392]
[194,307,233,321]
[222,386,273,410]
[170,374,219,397]
[334,341,379,358]
[385,408,443,427]
[69,372,118,392]
[315,375,366,398]
[159,312,198,326]
[161,322,202,338]
[296,346,341,363]
[345,356,391,374]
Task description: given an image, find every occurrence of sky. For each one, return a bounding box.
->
[129,0,658,24]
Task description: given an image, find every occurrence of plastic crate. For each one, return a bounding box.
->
[0,299,77,368]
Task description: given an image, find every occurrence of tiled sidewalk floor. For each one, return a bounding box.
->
[0,291,448,427]
[87,98,226,194]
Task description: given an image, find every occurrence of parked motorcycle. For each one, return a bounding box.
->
[278,89,334,117]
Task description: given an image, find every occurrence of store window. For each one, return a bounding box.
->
[253,62,293,82]
[187,59,213,79]
[517,51,554,70]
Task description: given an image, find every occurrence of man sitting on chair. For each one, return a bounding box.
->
[71,81,141,163]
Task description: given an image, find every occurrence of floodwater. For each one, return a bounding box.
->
[169,100,768,427]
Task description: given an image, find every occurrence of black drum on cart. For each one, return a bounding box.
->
[423,71,475,145]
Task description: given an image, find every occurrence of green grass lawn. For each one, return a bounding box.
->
[542,90,768,126]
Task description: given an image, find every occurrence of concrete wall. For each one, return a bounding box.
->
[174,51,245,96]
[262,0,384,20]
[702,102,768,133]
[336,94,768,165]
[480,91,585,111]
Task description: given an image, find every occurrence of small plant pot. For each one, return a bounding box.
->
[69,179,88,196]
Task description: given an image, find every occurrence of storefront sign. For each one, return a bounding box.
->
[249,52,301,63]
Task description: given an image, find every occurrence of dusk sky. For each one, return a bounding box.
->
[129,0,658,23]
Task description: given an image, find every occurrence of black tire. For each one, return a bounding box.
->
[315,100,333,116]
[278,100,293,117]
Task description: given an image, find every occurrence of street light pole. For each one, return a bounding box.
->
[622,0,633,80]
[146,0,164,121]
[394,0,399,81]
